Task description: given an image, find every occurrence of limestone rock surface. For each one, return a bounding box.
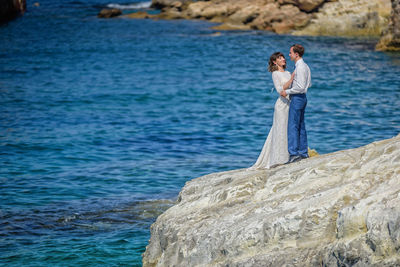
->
[279,0,325,12]
[293,0,391,36]
[98,8,122,18]
[143,134,400,266]
[151,0,191,9]
[376,0,400,51]
[144,0,392,36]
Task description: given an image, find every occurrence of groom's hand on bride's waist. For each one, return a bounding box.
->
[280,90,287,97]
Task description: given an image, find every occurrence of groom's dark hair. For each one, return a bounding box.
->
[291,44,305,57]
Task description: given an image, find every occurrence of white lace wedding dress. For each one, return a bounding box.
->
[250,70,291,169]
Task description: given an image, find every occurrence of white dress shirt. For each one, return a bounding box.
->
[286,58,311,95]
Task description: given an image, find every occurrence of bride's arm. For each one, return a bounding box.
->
[283,72,295,90]
[272,72,283,94]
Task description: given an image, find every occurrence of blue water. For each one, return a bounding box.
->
[1,0,399,265]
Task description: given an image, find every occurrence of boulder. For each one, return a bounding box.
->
[297,0,325,12]
[249,3,281,30]
[185,1,211,18]
[143,134,400,266]
[171,1,182,9]
[250,3,310,33]
[272,5,311,33]
[376,0,400,51]
[229,5,260,24]
[151,0,191,9]
[201,4,230,19]
[98,8,122,18]
[279,0,325,12]
[143,0,392,37]
[185,0,256,20]
[293,0,391,36]
[0,0,26,24]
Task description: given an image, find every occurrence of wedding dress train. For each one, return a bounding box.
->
[250,70,291,169]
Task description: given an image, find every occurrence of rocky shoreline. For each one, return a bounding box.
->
[142,0,391,37]
[143,134,400,266]
[377,0,400,51]
[112,0,400,51]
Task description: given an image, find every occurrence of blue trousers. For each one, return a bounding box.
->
[288,94,308,157]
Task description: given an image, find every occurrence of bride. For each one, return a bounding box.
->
[250,52,294,169]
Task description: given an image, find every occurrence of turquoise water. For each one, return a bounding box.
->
[1,1,400,265]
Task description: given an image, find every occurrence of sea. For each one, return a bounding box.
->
[1,0,399,266]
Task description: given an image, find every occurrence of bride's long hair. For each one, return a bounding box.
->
[268,52,286,72]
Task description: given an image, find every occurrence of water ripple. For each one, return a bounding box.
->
[1,1,400,265]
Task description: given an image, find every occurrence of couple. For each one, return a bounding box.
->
[251,44,312,169]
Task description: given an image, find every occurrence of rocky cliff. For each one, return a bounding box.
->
[377,0,400,51]
[140,0,391,36]
[143,134,400,266]
[0,0,26,24]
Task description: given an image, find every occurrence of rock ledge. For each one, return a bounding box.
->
[143,134,400,266]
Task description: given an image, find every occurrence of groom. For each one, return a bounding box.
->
[280,44,311,163]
